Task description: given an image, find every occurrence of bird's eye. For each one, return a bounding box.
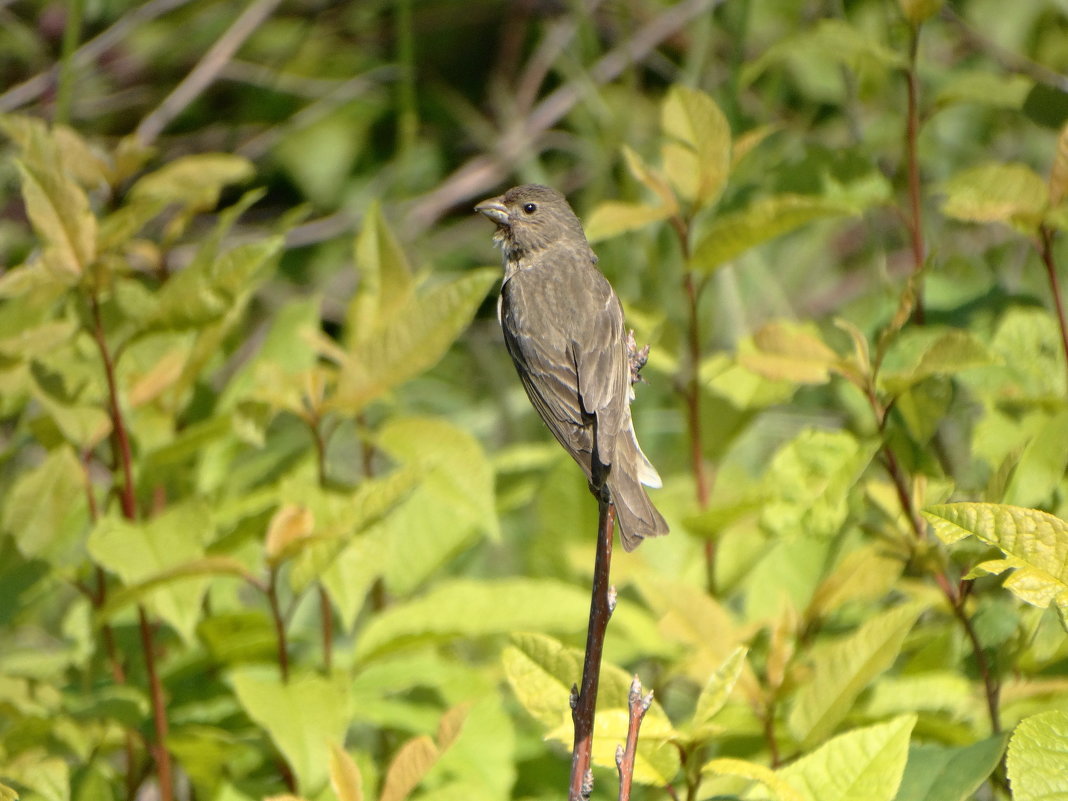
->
[522,202,537,214]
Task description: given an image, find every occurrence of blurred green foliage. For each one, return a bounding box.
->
[2,0,1068,800]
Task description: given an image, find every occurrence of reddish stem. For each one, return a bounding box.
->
[904,25,926,324]
[615,677,651,801]
[568,499,616,801]
[267,569,290,682]
[1039,226,1068,390]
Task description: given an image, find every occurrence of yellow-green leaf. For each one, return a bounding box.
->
[1050,121,1068,207]
[788,603,925,747]
[660,85,731,208]
[691,646,748,731]
[738,322,840,384]
[329,744,364,801]
[346,201,414,346]
[923,503,1068,628]
[379,735,438,801]
[265,504,315,567]
[690,194,854,273]
[1006,710,1068,801]
[16,159,97,279]
[940,162,1048,231]
[898,0,943,26]
[129,153,254,212]
[704,757,805,801]
[584,200,674,242]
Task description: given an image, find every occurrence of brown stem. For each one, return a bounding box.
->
[1039,226,1068,390]
[308,417,334,671]
[904,25,926,324]
[89,293,136,520]
[88,293,173,801]
[267,569,290,682]
[671,215,714,592]
[137,606,171,800]
[762,700,781,768]
[569,499,616,801]
[615,677,651,801]
[864,386,1000,732]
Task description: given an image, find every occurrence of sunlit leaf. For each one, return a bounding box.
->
[739,322,840,384]
[331,269,497,413]
[1,445,87,565]
[621,144,677,210]
[807,545,904,621]
[584,200,674,242]
[778,715,915,801]
[660,85,731,207]
[691,646,748,732]
[923,503,1068,628]
[898,0,943,26]
[880,330,992,396]
[346,201,414,347]
[129,153,254,212]
[690,194,854,273]
[940,162,1047,232]
[379,736,438,801]
[16,159,96,280]
[88,503,215,642]
[230,667,350,795]
[704,757,805,801]
[1006,710,1068,801]
[329,744,364,801]
[1003,408,1068,508]
[1049,121,1068,206]
[788,603,925,746]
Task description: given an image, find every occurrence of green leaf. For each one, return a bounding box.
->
[1,445,87,565]
[660,85,731,207]
[788,603,925,747]
[690,195,854,273]
[880,330,992,396]
[703,757,805,801]
[0,781,17,801]
[1003,408,1068,508]
[346,201,414,346]
[355,578,595,661]
[88,502,214,642]
[0,749,69,801]
[898,0,943,26]
[331,269,497,413]
[584,200,674,242]
[762,429,876,541]
[148,237,283,332]
[691,646,748,732]
[740,19,906,86]
[1006,710,1068,801]
[778,715,916,801]
[129,153,254,212]
[1050,122,1068,207]
[502,632,581,728]
[807,545,904,621]
[932,72,1032,113]
[330,744,364,801]
[893,734,1008,801]
[940,163,1048,231]
[738,322,840,384]
[230,667,350,795]
[923,504,1068,627]
[379,736,438,801]
[16,158,97,280]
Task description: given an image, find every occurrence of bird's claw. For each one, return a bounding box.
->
[626,329,650,385]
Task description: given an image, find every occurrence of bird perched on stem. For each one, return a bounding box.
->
[476,184,668,551]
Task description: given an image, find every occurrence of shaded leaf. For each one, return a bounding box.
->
[898,0,943,26]
[1050,121,1068,206]
[881,330,992,396]
[129,153,254,212]
[932,72,1032,113]
[807,545,904,621]
[894,734,1008,801]
[1003,408,1068,508]
[1,445,87,565]
[739,322,840,384]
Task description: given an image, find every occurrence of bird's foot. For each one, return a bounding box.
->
[626,329,650,385]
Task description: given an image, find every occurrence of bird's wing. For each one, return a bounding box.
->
[501,281,595,478]
[575,274,628,469]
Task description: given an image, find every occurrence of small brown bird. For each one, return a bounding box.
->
[476,184,668,550]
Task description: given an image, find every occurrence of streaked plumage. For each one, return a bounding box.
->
[476,184,668,550]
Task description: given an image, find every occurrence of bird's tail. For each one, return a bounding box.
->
[607,456,669,551]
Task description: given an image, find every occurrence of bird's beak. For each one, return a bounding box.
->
[475,197,509,226]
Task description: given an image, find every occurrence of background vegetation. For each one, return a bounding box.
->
[1,0,1068,799]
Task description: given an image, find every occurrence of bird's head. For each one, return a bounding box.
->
[475,184,588,258]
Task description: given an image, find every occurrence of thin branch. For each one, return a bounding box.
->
[569,498,617,801]
[1039,226,1068,390]
[136,606,172,800]
[266,568,290,682]
[135,0,284,145]
[615,676,652,801]
[0,0,195,113]
[904,25,926,324]
[403,0,722,234]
